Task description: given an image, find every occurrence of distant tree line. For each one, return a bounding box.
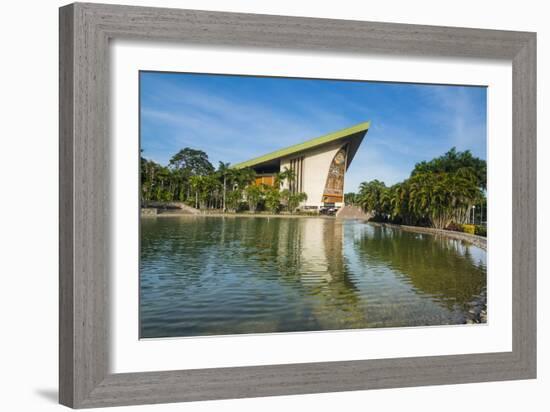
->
[141,148,307,213]
[346,148,487,229]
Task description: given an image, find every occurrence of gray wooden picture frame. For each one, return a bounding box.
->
[59,2,536,408]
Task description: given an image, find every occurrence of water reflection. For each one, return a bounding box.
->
[140,217,487,338]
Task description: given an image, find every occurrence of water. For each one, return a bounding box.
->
[140,216,487,338]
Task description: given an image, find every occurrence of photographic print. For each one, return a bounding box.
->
[139,72,487,339]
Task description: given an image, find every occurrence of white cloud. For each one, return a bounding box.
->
[141,81,331,165]
[416,86,487,156]
[141,75,486,187]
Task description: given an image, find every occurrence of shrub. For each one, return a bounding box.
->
[264,186,281,213]
[462,224,476,235]
[245,185,262,212]
[474,225,487,237]
[445,222,463,232]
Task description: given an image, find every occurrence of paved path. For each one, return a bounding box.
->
[142,201,201,215]
[336,205,372,220]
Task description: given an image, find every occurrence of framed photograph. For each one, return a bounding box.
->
[59,2,536,408]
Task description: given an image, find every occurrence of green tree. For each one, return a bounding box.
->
[188,175,203,209]
[412,147,486,190]
[279,188,291,211]
[169,148,214,176]
[140,156,158,202]
[225,189,242,212]
[407,170,481,229]
[245,185,262,212]
[288,192,308,213]
[264,186,281,213]
[234,167,256,189]
[344,192,358,205]
[201,174,221,209]
[169,148,214,201]
[388,182,414,224]
[356,148,485,228]
[358,180,388,218]
[275,167,296,188]
[217,161,231,212]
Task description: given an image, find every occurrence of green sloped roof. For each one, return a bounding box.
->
[232,121,370,169]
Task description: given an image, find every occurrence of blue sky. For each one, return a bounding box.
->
[140,71,486,192]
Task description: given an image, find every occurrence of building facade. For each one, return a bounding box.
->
[233,121,370,210]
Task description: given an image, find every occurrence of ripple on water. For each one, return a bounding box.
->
[140,217,487,338]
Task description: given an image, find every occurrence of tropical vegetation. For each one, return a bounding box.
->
[142,146,486,227]
[141,148,307,214]
[351,148,487,230]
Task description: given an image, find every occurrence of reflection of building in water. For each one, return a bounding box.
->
[300,218,331,278]
[233,121,370,210]
[275,218,368,328]
[276,218,346,283]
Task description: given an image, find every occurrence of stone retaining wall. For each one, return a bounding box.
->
[336,205,372,220]
[142,201,201,215]
[141,208,158,216]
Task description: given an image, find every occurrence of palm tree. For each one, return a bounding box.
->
[217,162,230,212]
[264,186,281,213]
[201,173,221,209]
[358,180,387,218]
[279,189,291,210]
[344,192,357,206]
[226,190,242,212]
[189,175,203,209]
[275,167,296,189]
[406,170,482,229]
[236,167,256,189]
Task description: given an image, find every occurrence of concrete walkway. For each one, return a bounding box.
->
[336,205,372,220]
[142,201,201,215]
